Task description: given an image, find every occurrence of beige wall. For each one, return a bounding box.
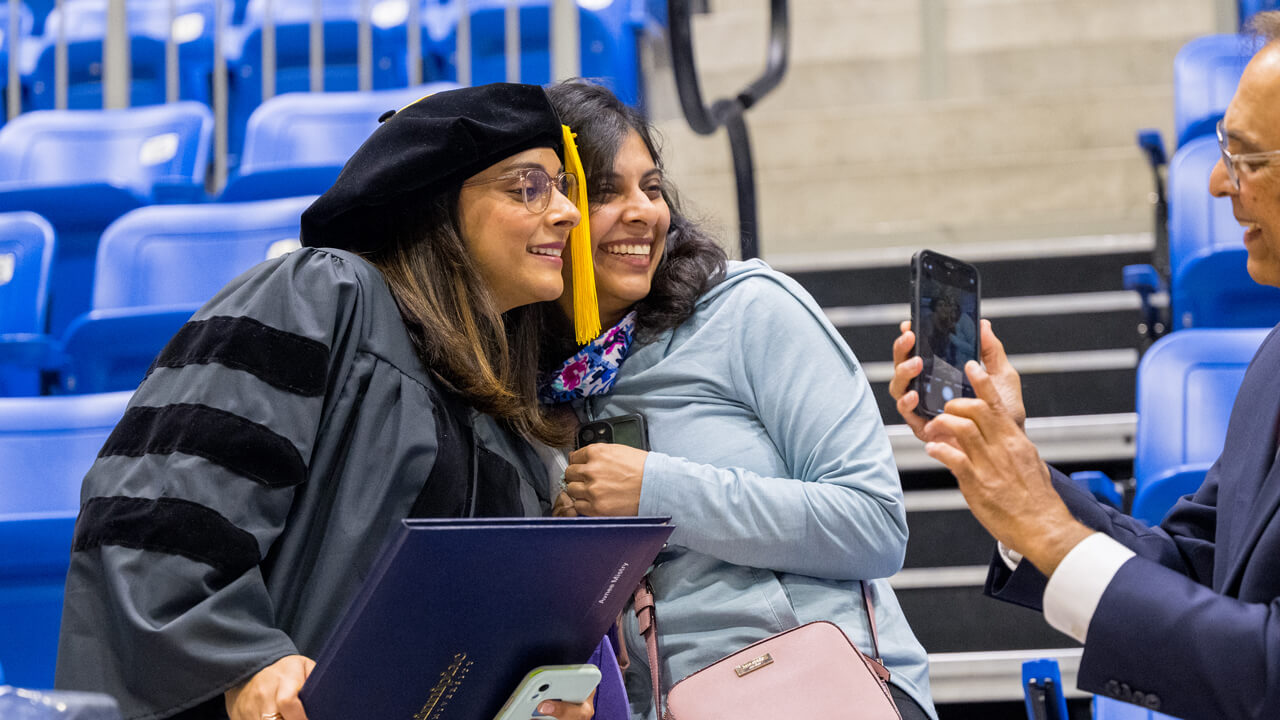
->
[640,0,1225,261]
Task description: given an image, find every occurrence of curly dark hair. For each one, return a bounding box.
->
[1249,10,1280,42]
[540,80,727,365]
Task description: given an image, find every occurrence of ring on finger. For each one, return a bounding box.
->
[262,714,286,720]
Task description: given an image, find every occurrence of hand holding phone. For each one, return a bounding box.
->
[575,413,649,451]
[910,250,981,418]
[492,664,602,720]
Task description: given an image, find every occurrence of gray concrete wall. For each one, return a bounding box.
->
[641,0,1222,260]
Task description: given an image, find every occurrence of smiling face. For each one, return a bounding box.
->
[562,129,670,327]
[1210,41,1280,288]
[458,147,580,312]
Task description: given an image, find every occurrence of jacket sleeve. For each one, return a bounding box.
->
[55,249,371,720]
[1078,551,1280,719]
[637,276,907,581]
[987,464,1219,611]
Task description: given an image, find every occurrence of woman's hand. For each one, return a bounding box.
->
[535,690,596,719]
[553,490,579,517]
[564,443,647,516]
[225,654,315,720]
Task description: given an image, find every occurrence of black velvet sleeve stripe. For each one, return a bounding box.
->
[73,496,261,584]
[99,404,307,488]
[149,315,329,397]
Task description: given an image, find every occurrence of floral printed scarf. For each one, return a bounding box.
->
[538,311,637,404]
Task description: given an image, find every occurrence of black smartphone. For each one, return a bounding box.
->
[910,249,981,418]
[576,413,650,450]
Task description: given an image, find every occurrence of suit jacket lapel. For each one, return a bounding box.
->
[1219,335,1280,595]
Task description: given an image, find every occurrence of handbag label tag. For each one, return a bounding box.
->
[734,653,774,677]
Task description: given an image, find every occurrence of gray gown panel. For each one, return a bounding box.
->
[56,248,546,720]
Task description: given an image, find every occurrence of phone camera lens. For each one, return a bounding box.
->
[538,684,550,693]
[581,429,594,440]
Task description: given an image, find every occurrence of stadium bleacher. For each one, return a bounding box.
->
[0,389,132,689]
[224,0,420,164]
[1165,135,1280,329]
[1130,327,1268,525]
[0,2,1277,719]
[27,0,226,111]
[220,81,457,201]
[0,211,54,396]
[55,194,312,394]
[0,101,212,334]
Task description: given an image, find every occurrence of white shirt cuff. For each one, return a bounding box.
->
[997,541,1023,570]
[1042,533,1136,643]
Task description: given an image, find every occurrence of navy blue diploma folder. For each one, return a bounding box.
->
[299,516,673,720]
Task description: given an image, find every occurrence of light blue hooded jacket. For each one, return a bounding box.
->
[570,260,935,719]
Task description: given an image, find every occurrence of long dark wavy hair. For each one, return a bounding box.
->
[363,189,570,446]
[540,80,727,366]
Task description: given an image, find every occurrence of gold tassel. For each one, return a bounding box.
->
[562,125,601,344]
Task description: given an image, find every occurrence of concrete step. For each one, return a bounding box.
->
[675,0,1213,101]
[653,85,1174,174]
[664,147,1155,255]
[785,244,1154,306]
[895,583,1079,653]
[650,35,1192,115]
[946,0,1216,52]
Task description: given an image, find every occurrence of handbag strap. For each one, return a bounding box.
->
[634,577,885,719]
[633,577,664,719]
[862,579,882,662]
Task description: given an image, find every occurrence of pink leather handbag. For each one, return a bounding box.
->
[633,581,901,720]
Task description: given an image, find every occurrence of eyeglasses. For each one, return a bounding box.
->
[1216,119,1280,190]
[462,167,579,214]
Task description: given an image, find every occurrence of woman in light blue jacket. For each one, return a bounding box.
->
[538,81,936,720]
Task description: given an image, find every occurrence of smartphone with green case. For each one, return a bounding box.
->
[492,664,602,720]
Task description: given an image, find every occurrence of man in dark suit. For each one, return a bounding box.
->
[888,13,1280,720]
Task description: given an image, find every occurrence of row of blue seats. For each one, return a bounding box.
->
[0,82,456,336]
[1129,33,1280,333]
[0,0,655,155]
[0,195,315,396]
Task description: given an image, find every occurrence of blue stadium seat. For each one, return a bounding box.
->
[1240,1,1280,25]
[22,0,52,36]
[1021,658,1068,720]
[25,1,226,111]
[220,81,457,201]
[426,0,649,107]
[1172,34,1263,149]
[1130,328,1268,524]
[0,2,32,126]
[1094,697,1182,719]
[0,102,213,333]
[225,0,416,165]
[0,389,132,689]
[1166,135,1280,329]
[0,2,33,42]
[54,195,314,394]
[0,212,56,397]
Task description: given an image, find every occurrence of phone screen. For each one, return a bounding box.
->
[912,251,981,416]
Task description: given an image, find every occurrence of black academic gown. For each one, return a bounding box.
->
[55,248,550,719]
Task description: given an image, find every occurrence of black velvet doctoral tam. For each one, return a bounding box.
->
[301,82,564,252]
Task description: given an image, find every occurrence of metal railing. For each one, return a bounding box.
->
[2,0,583,188]
[666,0,788,260]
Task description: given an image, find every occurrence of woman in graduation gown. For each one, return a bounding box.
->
[537,81,937,720]
[55,84,599,720]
